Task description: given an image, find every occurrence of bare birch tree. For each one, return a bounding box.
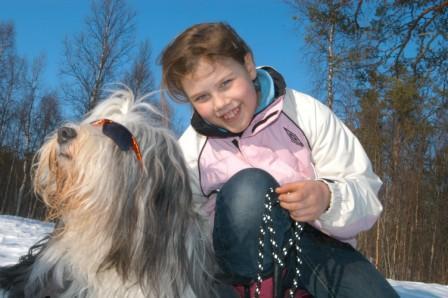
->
[61,0,136,116]
[34,91,61,147]
[15,55,45,216]
[0,21,24,147]
[122,40,155,99]
[122,40,173,127]
[286,0,362,112]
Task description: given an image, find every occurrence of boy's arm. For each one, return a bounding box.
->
[292,90,383,240]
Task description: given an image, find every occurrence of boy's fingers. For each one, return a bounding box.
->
[275,188,288,195]
[275,183,299,194]
[278,193,297,203]
[279,201,300,211]
[279,199,311,211]
[290,207,315,222]
[278,191,306,203]
[278,192,291,202]
[276,181,309,195]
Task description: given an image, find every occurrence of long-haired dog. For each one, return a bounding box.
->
[0,90,216,297]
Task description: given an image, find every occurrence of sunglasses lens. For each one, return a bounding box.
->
[91,119,142,163]
[102,122,133,151]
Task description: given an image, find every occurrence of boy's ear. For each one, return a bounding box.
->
[244,53,257,80]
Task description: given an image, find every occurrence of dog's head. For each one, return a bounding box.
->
[34,90,192,220]
[32,90,209,293]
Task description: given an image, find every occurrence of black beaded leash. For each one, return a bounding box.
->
[254,187,304,298]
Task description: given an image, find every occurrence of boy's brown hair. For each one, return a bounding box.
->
[159,22,253,102]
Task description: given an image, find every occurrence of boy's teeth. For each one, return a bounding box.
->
[223,107,238,120]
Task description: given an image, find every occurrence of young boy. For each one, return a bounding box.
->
[160,22,398,298]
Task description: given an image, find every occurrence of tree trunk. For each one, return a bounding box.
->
[2,155,16,213]
[326,22,335,110]
[15,158,27,216]
[375,218,381,268]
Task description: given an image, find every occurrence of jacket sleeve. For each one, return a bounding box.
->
[290,89,383,240]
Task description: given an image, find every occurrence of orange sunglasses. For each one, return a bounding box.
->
[91,119,143,164]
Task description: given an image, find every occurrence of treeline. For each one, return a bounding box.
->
[0,0,447,285]
[288,0,447,283]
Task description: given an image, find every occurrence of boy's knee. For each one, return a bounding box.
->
[224,168,279,198]
[213,168,293,280]
[217,168,280,228]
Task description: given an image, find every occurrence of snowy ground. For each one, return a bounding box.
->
[0,215,447,297]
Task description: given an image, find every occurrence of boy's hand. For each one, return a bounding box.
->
[276,180,331,222]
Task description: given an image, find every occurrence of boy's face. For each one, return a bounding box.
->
[181,54,258,133]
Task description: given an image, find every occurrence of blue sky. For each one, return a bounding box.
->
[1,0,313,130]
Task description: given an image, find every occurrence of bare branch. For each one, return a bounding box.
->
[394,1,448,67]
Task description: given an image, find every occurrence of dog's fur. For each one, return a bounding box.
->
[0,90,216,297]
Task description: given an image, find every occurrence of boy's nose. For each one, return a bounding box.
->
[213,94,231,114]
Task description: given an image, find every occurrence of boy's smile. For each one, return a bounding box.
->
[181,54,258,134]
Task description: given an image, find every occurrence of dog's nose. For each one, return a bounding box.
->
[57,127,77,144]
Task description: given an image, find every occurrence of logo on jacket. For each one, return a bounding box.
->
[283,127,303,147]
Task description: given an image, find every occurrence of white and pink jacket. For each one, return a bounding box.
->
[179,67,383,246]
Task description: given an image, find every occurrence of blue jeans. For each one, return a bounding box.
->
[212,168,398,297]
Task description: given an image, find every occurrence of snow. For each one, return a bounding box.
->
[0,215,54,267]
[0,215,447,297]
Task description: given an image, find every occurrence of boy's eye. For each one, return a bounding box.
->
[194,94,209,102]
[220,79,233,88]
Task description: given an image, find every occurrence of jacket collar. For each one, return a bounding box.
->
[191,66,286,138]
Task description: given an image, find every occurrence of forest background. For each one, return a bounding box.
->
[0,0,446,284]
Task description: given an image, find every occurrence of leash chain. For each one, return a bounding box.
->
[254,187,304,298]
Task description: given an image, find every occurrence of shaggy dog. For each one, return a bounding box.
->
[0,90,216,297]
